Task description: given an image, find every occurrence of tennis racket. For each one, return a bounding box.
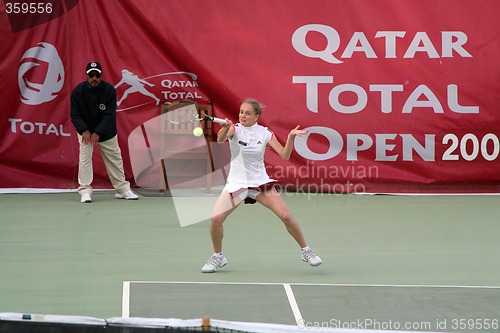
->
[163,99,226,125]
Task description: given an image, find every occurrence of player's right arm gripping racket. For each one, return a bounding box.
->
[163,99,226,125]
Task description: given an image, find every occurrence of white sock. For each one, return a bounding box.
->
[301,246,310,252]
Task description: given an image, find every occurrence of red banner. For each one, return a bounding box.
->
[1,0,499,193]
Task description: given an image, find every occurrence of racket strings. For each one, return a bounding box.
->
[164,102,201,131]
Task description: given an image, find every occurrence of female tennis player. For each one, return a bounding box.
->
[202,98,322,273]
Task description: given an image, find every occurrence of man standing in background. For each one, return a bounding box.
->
[70,61,138,203]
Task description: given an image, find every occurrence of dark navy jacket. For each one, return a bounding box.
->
[70,80,117,142]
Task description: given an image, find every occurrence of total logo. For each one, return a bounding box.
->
[18,42,65,105]
[12,42,69,137]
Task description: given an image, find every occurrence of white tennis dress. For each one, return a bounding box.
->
[224,123,277,200]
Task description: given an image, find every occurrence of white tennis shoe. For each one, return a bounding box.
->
[201,253,228,273]
[301,247,322,266]
[80,193,92,203]
[115,190,139,200]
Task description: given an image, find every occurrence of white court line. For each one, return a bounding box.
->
[124,281,500,289]
[122,282,130,318]
[279,283,500,289]
[283,284,303,327]
[122,281,500,320]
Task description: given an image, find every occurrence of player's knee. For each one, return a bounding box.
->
[211,214,225,227]
[279,211,293,225]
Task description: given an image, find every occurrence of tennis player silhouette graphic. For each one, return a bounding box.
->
[115,69,160,106]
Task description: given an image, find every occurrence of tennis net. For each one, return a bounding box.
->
[0,312,445,333]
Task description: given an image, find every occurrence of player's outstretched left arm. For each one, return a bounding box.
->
[269,125,308,160]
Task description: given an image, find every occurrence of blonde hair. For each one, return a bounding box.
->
[242,98,265,116]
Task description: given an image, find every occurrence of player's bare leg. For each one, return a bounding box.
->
[202,191,241,273]
[257,188,322,266]
[256,188,307,247]
[210,190,241,252]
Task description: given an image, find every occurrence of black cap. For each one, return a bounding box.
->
[85,61,102,74]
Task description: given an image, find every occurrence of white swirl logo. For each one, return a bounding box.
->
[18,42,65,105]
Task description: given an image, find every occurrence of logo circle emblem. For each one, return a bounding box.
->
[18,42,65,105]
[99,104,106,110]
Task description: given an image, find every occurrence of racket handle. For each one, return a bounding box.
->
[207,116,227,124]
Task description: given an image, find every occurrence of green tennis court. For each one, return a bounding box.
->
[124,281,500,331]
[1,192,499,331]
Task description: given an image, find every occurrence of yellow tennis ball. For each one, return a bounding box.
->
[193,127,203,137]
